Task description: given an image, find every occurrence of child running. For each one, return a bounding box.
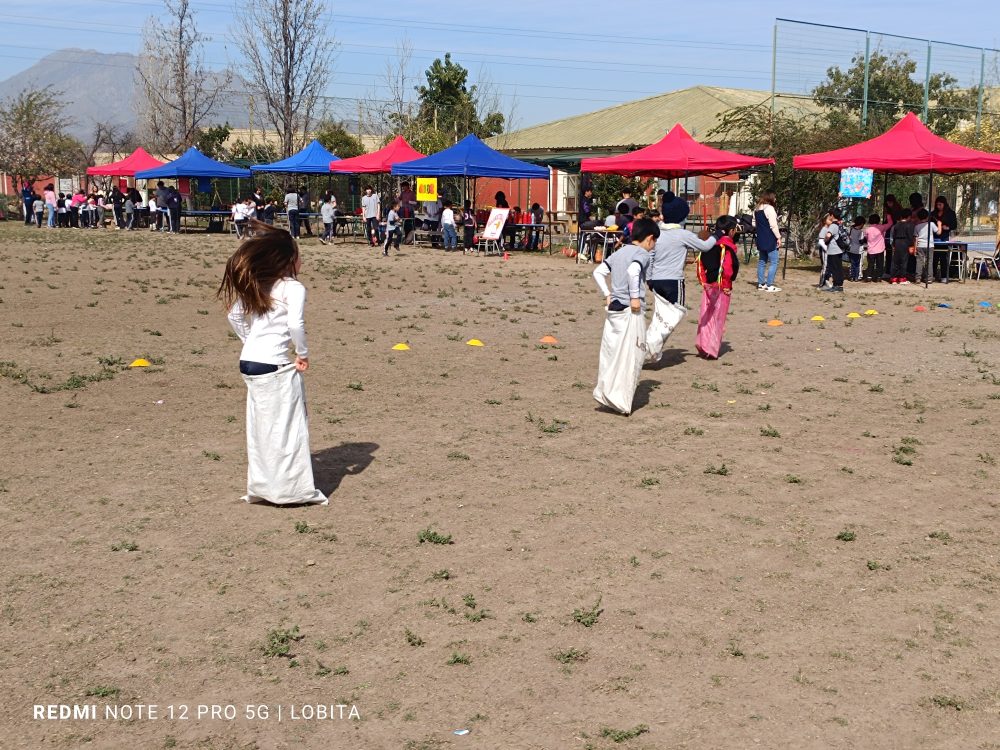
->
[217,220,327,506]
[591,217,660,415]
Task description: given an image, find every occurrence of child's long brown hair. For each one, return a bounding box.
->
[217,220,298,317]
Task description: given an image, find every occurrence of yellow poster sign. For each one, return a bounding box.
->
[416,177,438,202]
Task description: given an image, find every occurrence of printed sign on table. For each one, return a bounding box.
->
[416,177,438,202]
[839,167,874,198]
[481,208,510,240]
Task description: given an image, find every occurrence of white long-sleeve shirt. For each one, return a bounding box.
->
[227,277,309,364]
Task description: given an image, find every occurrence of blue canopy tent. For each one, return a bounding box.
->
[250,139,340,173]
[134,147,252,180]
[392,134,548,179]
[135,147,252,232]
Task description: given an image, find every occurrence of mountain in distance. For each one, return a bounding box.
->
[0,49,141,141]
[0,48,257,143]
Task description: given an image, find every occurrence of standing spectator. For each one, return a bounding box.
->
[155,181,170,231]
[462,199,476,252]
[298,184,313,237]
[617,187,639,215]
[440,200,457,251]
[124,191,136,230]
[361,187,380,246]
[913,208,938,284]
[579,187,594,224]
[695,216,741,360]
[493,190,509,208]
[753,191,781,292]
[863,212,893,282]
[383,199,401,256]
[846,216,866,282]
[43,184,57,228]
[528,202,545,250]
[818,208,844,292]
[888,210,914,285]
[167,187,182,233]
[22,182,34,225]
[319,193,336,245]
[252,186,266,217]
[931,195,958,282]
[56,193,68,227]
[398,182,417,240]
[32,193,44,227]
[262,199,276,225]
[110,186,125,228]
[884,194,905,222]
[284,185,300,238]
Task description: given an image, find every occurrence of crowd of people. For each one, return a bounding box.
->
[815,192,960,290]
[20,180,184,232]
[230,184,547,256]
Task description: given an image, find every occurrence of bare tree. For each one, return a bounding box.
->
[136,0,232,154]
[232,0,337,158]
[360,36,416,143]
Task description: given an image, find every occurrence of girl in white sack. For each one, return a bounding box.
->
[592,218,659,414]
[218,220,327,505]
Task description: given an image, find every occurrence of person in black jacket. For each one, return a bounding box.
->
[931,195,959,282]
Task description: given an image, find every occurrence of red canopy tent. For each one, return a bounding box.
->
[580,123,775,177]
[86,147,165,177]
[328,136,425,173]
[793,112,1000,174]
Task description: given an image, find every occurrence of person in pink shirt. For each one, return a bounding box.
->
[863,212,894,282]
[43,184,57,228]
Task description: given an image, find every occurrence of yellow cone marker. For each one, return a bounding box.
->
[392,343,410,351]
[864,309,878,316]
[810,315,825,322]
[727,400,736,404]
[767,320,783,327]
[129,358,151,367]
[466,339,484,347]
[539,335,559,344]
[847,312,861,319]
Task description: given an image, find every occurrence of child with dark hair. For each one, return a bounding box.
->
[695,216,741,359]
[441,200,457,250]
[32,194,44,227]
[863,213,893,282]
[912,207,938,284]
[888,210,915,284]
[847,216,866,282]
[217,220,326,506]
[592,217,659,415]
[528,202,544,250]
[462,200,476,251]
[383,200,401,256]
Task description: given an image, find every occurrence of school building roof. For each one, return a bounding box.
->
[487,86,824,159]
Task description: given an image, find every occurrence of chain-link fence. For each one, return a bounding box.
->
[771,19,1000,239]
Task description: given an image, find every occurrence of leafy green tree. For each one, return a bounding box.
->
[813,50,978,136]
[414,53,504,141]
[710,106,857,251]
[195,123,232,158]
[314,119,365,159]
[0,86,82,184]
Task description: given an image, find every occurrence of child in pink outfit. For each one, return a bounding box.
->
[863,213,894,282]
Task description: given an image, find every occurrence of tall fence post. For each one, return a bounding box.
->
[861,32,871,132]
[770,23,778,119]
[922,40,932,123]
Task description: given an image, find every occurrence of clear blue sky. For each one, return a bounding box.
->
[1,0,998,130]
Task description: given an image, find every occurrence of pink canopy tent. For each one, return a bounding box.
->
[328,136,425,173]
[793,112,1000,174]
[86,147,165,177]
[580,123,775,178]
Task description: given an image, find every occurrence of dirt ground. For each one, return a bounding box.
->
[2,222,999,750]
